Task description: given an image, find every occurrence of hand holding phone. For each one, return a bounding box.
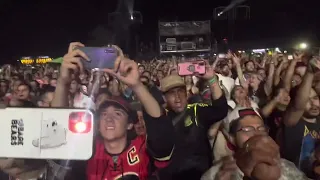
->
[60,42,90,83]
[60,42,120,85]
[178,61,206,76]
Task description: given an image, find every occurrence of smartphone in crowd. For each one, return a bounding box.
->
[76,46,118,70]
[218,54,226,59]
[0,108,94,160]
[178,61,206,76]
[288,55,293,60]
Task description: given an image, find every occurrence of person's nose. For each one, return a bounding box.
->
[311,99,320,107]
[174,93,181,103]
[105,114,115,122]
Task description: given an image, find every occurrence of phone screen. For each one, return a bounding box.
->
[77,47,118,70]
[218,54,226,59]
[288,55,293,60]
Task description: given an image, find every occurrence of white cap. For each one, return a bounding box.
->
[223,106,261,133]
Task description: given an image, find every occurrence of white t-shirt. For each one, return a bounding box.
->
[73,92,95,110]
[227,100,259,110]
[217,74,235,96]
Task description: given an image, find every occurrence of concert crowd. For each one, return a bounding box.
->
[0,42,320,180]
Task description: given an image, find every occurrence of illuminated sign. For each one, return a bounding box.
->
[36,56,52,64]
[20,56,52,64]
[20,57,35,65]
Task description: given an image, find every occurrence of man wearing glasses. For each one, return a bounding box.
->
[202,107,308,180]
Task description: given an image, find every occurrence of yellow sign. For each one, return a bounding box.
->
[36,57,52,64]
[20,58,34,65]
[20,56,52,64]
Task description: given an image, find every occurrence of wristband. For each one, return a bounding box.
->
[208,76,218,85]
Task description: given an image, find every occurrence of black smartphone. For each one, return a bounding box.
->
[77,47,118,70]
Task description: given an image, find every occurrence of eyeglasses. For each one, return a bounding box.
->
[237,125,269,134]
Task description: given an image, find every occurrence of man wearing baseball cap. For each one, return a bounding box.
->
[60,43,174,179]
[0,43,175,180]
[158,64,228,179]
[201,107,308,180]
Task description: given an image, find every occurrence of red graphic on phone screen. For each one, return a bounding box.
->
[69,112,92,133]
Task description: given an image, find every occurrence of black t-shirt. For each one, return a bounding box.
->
[250,82,268,107]
[188,94,202,104]
[282,119,320,178]
[265,108,285,140]
[158,96,228,180]
[148,85,165,105]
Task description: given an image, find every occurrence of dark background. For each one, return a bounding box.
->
[0,0,319,62]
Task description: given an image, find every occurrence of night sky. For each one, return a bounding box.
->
[0,0,319,63]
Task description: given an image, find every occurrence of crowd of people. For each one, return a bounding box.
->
[0,42,320,180]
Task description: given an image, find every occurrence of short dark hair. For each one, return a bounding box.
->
[142,71,151,76]
[39,86,56,101]
[30,80,40,89]
[244,60,254,66]
[229,119,241,135]
[18,83,31,91]
[138,64,145,69]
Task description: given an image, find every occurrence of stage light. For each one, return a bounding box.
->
[299,43,307,49]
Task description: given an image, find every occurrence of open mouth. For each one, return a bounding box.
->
[106,126,115,130]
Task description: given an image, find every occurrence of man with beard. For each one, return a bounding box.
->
[217,63,235,98]
[282,58,320,178]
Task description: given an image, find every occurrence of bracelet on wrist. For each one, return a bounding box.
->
[208,76,218,85]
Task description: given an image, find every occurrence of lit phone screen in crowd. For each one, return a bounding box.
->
[218,54,226,59]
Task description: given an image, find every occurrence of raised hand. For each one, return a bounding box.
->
[0,158,46,179]
[60,42,89,84]
[229,52,241,65]
[235,135,281,180]
[104,57,141,88]
[274,88,290,104]
[197,61,216,80]
[309,56,320,72]
[214,156,237,180]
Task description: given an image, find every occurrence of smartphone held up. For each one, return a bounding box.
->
[76,46,119,70]
[178,61,206,76]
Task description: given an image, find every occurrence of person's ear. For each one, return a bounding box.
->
[127,123,133,130]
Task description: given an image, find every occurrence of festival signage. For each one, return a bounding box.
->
[20,56,52,64]
[35,56,52,64]
[20,57,35,65]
